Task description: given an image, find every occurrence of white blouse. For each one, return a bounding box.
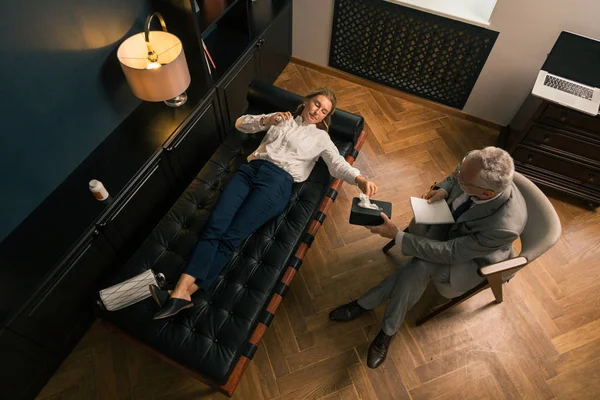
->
[235,113,361,184]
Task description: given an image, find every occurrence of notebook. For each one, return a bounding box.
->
[410,197,455,225]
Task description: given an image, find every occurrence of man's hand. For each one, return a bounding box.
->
[356,176,378,198]
[422,189,447,204]
[365,212,399,239]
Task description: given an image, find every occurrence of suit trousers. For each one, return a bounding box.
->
[357,220,451,336]
[185,160,293,290]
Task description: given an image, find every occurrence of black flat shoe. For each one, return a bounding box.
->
[149,284,170,307]
[367,330,393,369]
[153,298,193,320]
[329,300,366,322]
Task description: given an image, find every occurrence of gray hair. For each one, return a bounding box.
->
[464,147,515,192]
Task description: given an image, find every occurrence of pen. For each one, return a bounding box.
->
[425,182,437,199]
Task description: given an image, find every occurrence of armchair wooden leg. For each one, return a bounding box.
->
[487,273,504,303]
[381,228,408,254]
[416,280,490,326]
[382,239,395,254]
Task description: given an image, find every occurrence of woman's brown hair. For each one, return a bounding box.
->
[295,87,337,132]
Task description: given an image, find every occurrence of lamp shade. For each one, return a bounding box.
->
[117,30,191,102]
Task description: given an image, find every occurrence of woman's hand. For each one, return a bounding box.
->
[266,112,293,126]
[356,176,378,198]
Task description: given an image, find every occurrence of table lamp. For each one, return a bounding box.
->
[117,12,191,107]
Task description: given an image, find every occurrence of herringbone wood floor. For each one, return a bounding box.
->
[38,62,600,400]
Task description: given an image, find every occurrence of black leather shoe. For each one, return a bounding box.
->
[149,284,170,307]
[153,298,193,320]
[329,300,366,322]
[367,330,393,369]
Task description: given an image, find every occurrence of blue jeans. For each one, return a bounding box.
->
[185,160,293,290]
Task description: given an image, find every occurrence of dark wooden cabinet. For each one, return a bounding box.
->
[257,2,292,85]
[0,1,292,398]
[505,97,600,207]
[164,90,223,184]
[0,328,56,400]
[540,103,600,135]
[99,156,173,257]
[216,2,292,130]
[8,229,116,350]
[217,49,260,130]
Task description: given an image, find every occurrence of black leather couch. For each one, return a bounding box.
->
[100,81,366,396]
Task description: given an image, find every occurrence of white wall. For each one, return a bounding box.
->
[292,0,600,125]
[292,0,335,66]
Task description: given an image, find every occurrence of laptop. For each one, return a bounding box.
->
[532,31,600,116]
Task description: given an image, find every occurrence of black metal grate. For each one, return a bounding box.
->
[329,0,499,109]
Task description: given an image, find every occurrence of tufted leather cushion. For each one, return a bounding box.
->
[100,83,363,385]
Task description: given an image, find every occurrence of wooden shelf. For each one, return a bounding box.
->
[196,0,242,38]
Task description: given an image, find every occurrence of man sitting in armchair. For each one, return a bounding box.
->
[329,147,527,369]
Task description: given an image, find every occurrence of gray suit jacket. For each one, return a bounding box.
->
[401,174,528,292]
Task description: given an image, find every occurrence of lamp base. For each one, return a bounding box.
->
[164,92,188,107]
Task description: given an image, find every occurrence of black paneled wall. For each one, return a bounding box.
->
[0,0,151,240]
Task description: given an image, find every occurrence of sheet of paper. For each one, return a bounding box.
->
[410,197,455,225]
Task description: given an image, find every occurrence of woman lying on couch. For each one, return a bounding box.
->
[151,87,377,319]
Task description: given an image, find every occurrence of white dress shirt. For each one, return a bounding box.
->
[395,189,503,254]
[235,113,361,184]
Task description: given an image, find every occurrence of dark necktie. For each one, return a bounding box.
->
[452,197,474,221]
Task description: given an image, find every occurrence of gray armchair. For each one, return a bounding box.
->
[384,172,563,326]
